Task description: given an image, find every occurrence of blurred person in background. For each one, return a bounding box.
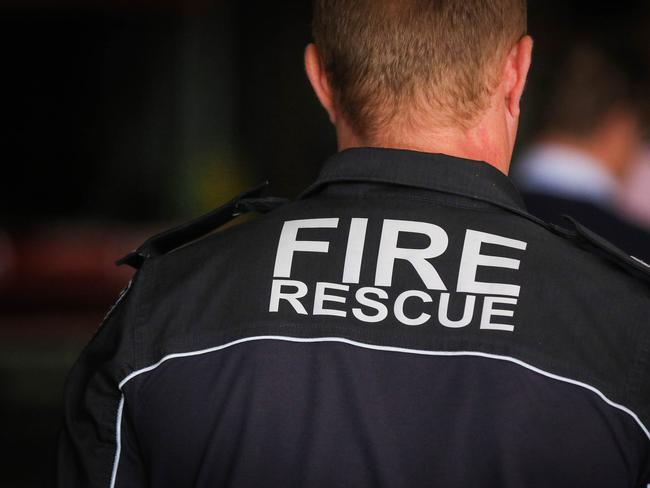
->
[619,146,650,230]
[56,1,650,487]
[513,41,650,262]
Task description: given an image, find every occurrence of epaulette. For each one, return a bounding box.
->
[548,215,650,285]
[116,182,288,270]
[488,203,650,284]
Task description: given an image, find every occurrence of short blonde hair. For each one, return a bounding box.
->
[312,0,527,139]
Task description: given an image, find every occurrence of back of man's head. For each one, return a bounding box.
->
[312,0,528,141]
[535,40,648,178]
[542,43,644,138]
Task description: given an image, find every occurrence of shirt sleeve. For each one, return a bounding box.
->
[55,274,141,488]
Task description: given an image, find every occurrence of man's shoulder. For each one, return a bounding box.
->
[523,191,650,263]
[499,214,650,349]
[130,200,292,304]
[513,203,650,292]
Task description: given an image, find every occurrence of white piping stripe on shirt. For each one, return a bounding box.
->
[109,396,124,488]
[108,335,650,488]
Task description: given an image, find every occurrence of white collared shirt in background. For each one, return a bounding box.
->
[618,148,650,229]
[513,143,619,208]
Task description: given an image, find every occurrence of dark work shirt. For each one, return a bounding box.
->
[57,147,650,488]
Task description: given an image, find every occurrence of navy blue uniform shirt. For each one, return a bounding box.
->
[56,147,650,487]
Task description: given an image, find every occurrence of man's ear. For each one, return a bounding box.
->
[305,43,337,124]
[503,35,533,119]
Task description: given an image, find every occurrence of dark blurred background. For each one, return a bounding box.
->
[0,1,649,487]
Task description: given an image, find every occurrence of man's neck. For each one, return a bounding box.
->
[335,114,513,175]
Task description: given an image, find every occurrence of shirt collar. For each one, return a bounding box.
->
[301,147,527,213]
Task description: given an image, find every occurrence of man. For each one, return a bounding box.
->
[514,42,650,262]
[57,1,650,487]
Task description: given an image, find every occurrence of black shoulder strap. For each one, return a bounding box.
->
[557,216,650,284]
[116,182,288,269]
